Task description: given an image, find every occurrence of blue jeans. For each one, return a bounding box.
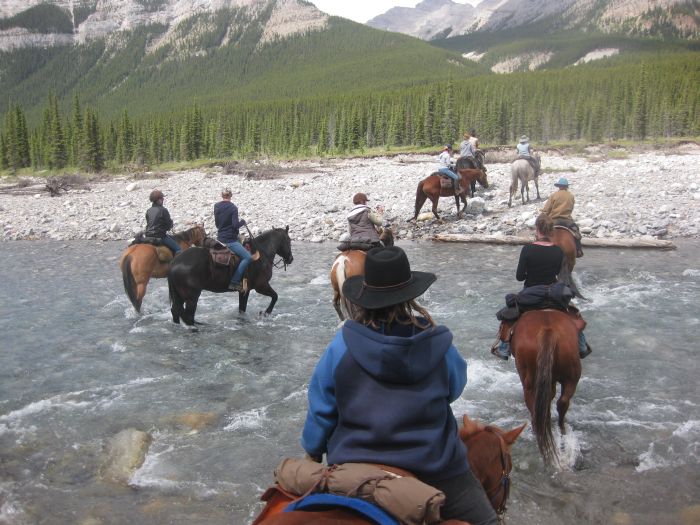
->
[226,241,252,284]
[161,235,181,254]
[438,167,459,181]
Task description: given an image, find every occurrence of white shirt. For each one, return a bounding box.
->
[437,150,453,169]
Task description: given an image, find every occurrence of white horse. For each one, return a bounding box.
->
[509,155,541,207]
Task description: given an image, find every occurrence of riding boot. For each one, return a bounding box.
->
[491,340,510,361]
[578,331,591,359]
[575,238,584,258]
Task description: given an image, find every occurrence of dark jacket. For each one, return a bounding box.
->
[516,243,563,288]
[301,319,469,480]
[145,204,173,238]
[214,200,246,243]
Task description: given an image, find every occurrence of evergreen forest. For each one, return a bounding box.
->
[1,51,699,173]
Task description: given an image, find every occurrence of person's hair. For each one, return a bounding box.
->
[149,189,164,203]
[463,131,470,138]
[469,129,476,135]
[535,214,554,238]
[221,188,232,198]
[353,300,435,330]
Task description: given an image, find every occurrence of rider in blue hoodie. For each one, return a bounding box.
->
[301,246,497,525]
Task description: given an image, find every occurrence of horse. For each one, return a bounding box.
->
[167,226,293,325]
[550,226,584,298]
[413,168,489,222]
[330,228,394,321]
[508,155,541,207]
[455,154,486,197]
[510,309,581,464]
[251,414,526,525]
[119,225,207,312]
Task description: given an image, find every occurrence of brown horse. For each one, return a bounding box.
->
[119,225,206,312]
[413,169,488,222]
[511,309,581,464]
[550,226,583,298]
[252,415,526,525]
[330,228,394,321]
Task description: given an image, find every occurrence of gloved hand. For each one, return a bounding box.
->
[239,219,246,227]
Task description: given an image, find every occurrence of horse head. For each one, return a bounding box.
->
[379,225,394,247]
[276,225,293,265]
[190,224,207,247]
[459,414,527,516]
[477,169,489,189]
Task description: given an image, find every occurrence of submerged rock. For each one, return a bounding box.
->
[99,428,152,485]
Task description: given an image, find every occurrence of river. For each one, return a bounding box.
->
[0,240,698,524]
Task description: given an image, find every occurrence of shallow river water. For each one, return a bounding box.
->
[1,240,699,525]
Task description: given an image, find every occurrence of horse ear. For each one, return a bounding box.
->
[285,225,289,232]
[459,414,485,439]
[502,422,528,446]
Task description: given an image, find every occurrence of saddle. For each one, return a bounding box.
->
[130,231,163,246]
[272,456,445,525]
[202,237,235,266]
[554,223,581,240]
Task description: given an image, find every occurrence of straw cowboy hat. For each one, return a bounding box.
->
[554,177,570,188]
[519,135,529,143]
[342,246,436,309]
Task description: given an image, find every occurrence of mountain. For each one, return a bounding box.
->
[367,0,700,72]
[368,0,700,40]
[0,0,486,119]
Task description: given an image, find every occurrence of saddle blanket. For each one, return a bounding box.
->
[285,493,398,525]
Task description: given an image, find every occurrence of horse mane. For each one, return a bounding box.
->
[172,225,204,245]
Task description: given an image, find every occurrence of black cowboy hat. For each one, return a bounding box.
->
[342,246,436,309]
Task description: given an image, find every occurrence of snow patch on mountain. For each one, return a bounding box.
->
[574,48,619,65]
[491,51,553,73]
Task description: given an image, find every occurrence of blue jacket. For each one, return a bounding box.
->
[214,200,245,243]
[301,319,469,480]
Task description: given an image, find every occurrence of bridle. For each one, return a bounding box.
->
[479,426,512,517]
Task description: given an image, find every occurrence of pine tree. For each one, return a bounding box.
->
[82,107,104,172]
[70,93,83,167]
[48,94,67,169]
[633,64,649,140]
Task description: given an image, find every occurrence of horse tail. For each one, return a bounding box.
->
[334,255,353,320]
[414,180,428,218]
[167,267,183,323]
[534,327,557,464]
[121,255,142,312]
[558,257,585,300]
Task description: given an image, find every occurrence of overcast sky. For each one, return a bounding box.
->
[311,1,481,24]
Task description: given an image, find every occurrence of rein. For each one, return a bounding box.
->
[480,427,512,516]
[247,227,291,271]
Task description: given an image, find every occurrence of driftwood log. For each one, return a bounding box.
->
[433,233,677,250]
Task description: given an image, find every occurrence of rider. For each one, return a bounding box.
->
[347,192,385,248]
[437,144,460,196]
[145,189,180,255]
[516,135,540,176]
[302,246,498,525]
[491,214,591,360]
[459,132,476,168]
[541,177,584,258]
[214,188,252,292]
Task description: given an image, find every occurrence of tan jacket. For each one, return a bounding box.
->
[542,189,575,220]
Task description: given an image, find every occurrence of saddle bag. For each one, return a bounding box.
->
[130,231,163,246]
[274,457,445,525]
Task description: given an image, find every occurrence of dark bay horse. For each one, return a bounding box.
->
[119,225,206,312]
[413,169,488,222]
[167,226,293,325]
[511,309,581,464]
[508,156,541,207]
[251,414,526,525]
[330,228,394,321]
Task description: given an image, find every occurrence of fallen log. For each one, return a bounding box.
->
[433,233,676,250]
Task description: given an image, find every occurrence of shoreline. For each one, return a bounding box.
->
[1,146,699,243]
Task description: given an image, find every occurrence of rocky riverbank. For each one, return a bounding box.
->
[1,144,699,243]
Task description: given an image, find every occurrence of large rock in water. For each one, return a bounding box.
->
[99,428,152,485]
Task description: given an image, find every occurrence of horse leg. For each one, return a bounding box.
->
[413,184,428,221]
[239,290,251,313]
[182,291,201,326]
[255,284,278,316]
[508,185,514,207]
[534,177,540,200]
[524,180,530,203]
[431,196,441,221]
[455,194,463,219]
[556,381,577,435]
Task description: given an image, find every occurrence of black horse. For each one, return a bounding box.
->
[168,226,293,325]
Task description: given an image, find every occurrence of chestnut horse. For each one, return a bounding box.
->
[251,415,526,525]
[413,169,488,222]
[119,225,206,312]
[330,228,394,321]
[511,309,581,464]
[550,226,583,298]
